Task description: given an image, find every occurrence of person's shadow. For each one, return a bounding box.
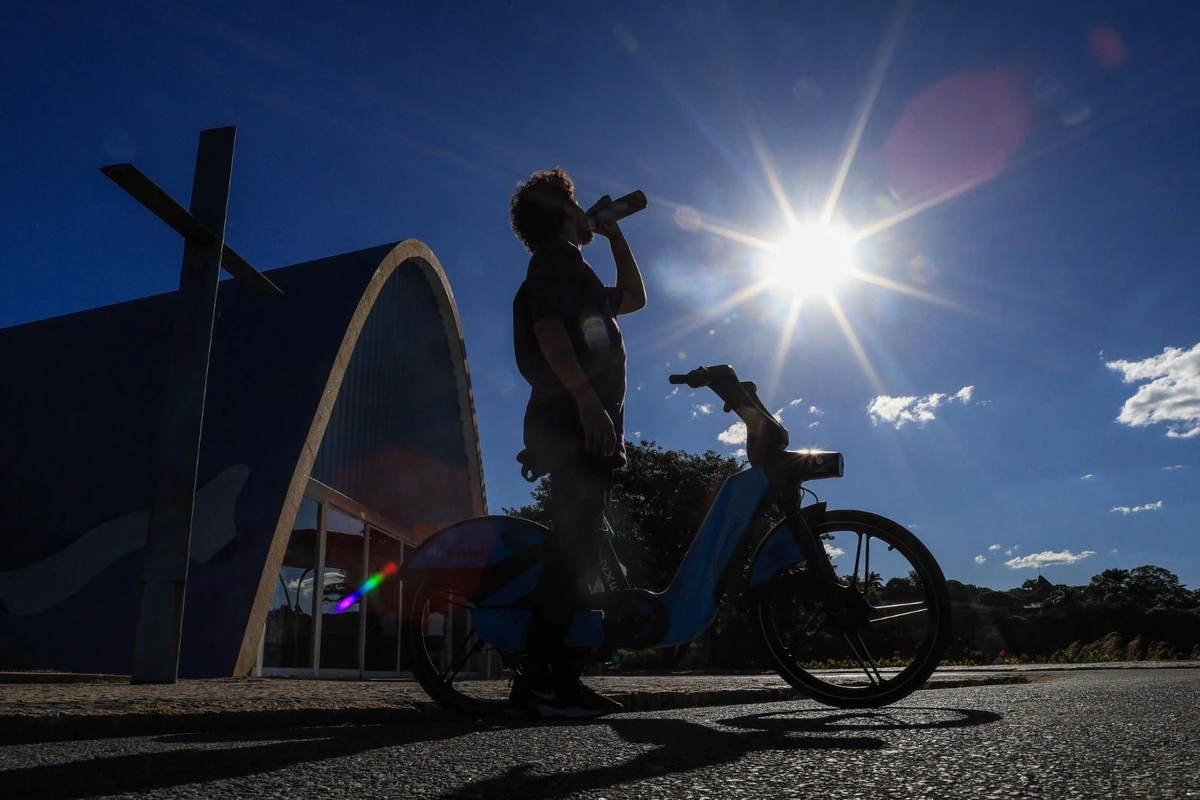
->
[436,706,1002,800]
[0,707,1000,800]
[0,721,475,800]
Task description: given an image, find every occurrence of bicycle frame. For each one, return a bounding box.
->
[401,364,844,654]
[403,465,785,653]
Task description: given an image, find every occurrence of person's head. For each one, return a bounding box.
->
[510,168,593,252]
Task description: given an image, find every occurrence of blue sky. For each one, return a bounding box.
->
[4,1,1199,590]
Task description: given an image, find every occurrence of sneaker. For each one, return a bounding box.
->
[534,680,623,719]
[507,674,557,717]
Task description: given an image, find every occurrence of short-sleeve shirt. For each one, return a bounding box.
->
[513,239,627,468]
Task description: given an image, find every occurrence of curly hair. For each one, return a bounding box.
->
[510,168,578,253]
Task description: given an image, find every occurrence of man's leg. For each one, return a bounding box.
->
[517,456,619,716]
[526,456,610,671]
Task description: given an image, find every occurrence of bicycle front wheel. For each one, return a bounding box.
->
[753,509,952,708]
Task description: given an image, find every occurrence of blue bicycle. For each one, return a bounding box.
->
[400,365,952,713]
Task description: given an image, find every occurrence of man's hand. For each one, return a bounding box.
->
[585,195,622,240]
[577,398,617,457]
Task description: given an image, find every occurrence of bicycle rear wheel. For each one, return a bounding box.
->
[402,578,516,717]
[753,509,951,708]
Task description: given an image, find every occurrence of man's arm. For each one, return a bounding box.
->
[601,225,646,315]
[532,317,616,456]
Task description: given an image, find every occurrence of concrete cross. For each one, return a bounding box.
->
[101,126,281,683]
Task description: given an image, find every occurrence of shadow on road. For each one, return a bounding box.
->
[0,708,1000,800]
[435,715,886,800]
[0,721,479,800]
[716,706,1004,735]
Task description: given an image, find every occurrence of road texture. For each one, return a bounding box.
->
[0,670,1196,799]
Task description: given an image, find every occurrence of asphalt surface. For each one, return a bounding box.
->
[0,670,1196,799]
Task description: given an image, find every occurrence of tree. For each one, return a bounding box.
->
[1042,585,1084,610]
[1126,565,1187,609]
[977,590,1022,610]
[1088,568,1131,605]
[884,575,918,600]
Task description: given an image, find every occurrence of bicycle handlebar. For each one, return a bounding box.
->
[667,365,790,464]
[668,369,705,387]
[668,365,735,389]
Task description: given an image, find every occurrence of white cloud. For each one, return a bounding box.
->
[1005,549,1014,556]
[632,431,642,439]
[824,544,845,560]
[1013,545,1020,552]
[907,523,919,530]
[1110,548,1119,554]
[809,405,824,416]
[733,448,747,458]
[1005,549,1096,569]
[1081,474,1094,480]
[666,387,681,399]
[1106,343,1200,438]
[1110,501,1163,515]
[690,404,713,419]
[1163,464,1188,471]
[808,421,820,428]
[718,421,746,445]
[988,544,1002,551]
[867,386,977,429]
[789,398,803,407]
[974,555,987,564]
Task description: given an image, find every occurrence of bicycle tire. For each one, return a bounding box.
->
[752,509,952,709]
[401,578,514,717]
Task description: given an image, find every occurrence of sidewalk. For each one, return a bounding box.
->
[7,662,1195,746]
[0,666,1049,745]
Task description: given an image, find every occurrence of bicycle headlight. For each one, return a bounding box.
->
[788,449,844,481]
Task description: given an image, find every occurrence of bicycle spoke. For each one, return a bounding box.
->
[441,630,482,682]
[850,531,863,589]
[841,632,880,686]
[864,535,871,597]
[868,606,931,623]
[850,631,886,684]
[776,605,826,658]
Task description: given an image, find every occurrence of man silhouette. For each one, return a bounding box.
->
[509,168,647,717]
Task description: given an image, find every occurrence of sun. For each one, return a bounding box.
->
[762,222,857,297]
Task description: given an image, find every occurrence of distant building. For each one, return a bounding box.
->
[0,241,486,678]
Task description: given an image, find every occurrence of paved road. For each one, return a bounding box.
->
[1,670,1196,799]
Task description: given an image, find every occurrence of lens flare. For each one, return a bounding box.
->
[333,561,398,614]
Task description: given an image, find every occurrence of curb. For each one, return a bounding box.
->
[0,675,1027,746]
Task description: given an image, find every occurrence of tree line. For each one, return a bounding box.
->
[504,440,1200,669]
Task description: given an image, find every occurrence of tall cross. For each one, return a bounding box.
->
[102,126,281,683]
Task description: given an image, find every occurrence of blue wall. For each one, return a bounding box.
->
[0,243,479,676]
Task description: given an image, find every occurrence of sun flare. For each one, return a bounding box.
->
[762,222,857,297]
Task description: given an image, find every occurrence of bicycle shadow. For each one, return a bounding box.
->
[716,706,1004,735]
[436,706,1003,800]
[0,708,1001,800]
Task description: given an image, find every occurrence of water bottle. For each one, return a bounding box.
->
[587,190,648,231]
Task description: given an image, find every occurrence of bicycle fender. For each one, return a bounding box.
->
[747,502,827,588]
[400,515,547,603]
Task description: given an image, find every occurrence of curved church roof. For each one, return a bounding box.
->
[0,240,486,677]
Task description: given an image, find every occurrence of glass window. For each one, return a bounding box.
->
[262,496,318,669]
[364,529,404,672]
[320,506,365,670]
